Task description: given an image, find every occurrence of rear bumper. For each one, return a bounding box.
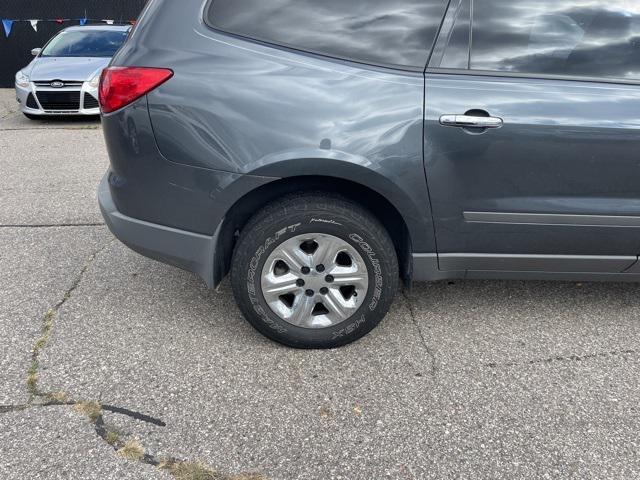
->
[99,172,218,287]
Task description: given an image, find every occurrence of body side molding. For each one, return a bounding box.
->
[464,211,640,227]
[412,253,640,282]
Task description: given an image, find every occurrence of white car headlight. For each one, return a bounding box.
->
[88,72,101,89]
[15,71,30,88]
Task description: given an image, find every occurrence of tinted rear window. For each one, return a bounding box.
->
[472,0,640,81]
[206,0,449,69]
[41,30,129,58]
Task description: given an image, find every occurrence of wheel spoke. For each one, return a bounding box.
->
[330,268,368,288]
[289,294,316,326]
[262,273,300,302]
[312,236,342,268]
[280,246,312,271]
[323,288,350,321]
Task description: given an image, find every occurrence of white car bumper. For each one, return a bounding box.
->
[16,80,100,116]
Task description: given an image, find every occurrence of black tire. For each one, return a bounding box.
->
[231,193,399,349]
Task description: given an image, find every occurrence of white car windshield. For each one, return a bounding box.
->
[41,30,128,58]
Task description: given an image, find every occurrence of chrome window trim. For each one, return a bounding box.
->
[426,67,640,87]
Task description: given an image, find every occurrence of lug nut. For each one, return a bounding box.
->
[296,279,305,287]
[320,287,329,295]
[325,275,334,283]
[301,267,311,275]
[305,289,314,297]
[316,264,325,273]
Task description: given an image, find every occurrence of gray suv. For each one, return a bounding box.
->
[99,0,640,348]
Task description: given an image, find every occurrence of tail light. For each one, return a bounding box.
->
[99,67,173,114]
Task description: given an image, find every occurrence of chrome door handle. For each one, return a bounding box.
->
[439,114,503,129]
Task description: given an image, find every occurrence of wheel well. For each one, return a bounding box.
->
[214,176,413,287]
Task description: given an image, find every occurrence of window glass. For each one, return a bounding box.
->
[440,0,471,69]
[207,0,449,69]
[41,30,129,58]
[471,0,640,80]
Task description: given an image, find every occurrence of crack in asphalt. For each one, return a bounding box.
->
[0,401,165,427]
[92,407,264,478]
[402,289,438,377]
[485,349,637,369]
[28,239,116,400]
[0,404,28,414]
[20,238,170,466]
[94,413,162,466]
[19,237,265,479]
[101,404,166,427]
[0,223,105,229]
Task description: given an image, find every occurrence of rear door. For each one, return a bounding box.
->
[424,0,640,274]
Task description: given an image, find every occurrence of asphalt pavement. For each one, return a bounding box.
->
[1,88,640,479]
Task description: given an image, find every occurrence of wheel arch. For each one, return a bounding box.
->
[214,163,435,288]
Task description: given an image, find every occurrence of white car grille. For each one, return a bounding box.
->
[33,81,84,88]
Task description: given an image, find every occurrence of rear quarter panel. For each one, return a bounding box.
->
[111,0,437,251]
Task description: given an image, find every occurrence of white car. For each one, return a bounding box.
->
[15,25,130,119]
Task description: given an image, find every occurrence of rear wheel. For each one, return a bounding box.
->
[231,193,399,348]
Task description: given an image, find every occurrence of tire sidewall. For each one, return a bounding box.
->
[234,209,396,348]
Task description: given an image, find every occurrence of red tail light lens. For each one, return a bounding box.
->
[99,67,173,114]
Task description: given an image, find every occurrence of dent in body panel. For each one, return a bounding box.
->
[103,96,275,236]
[146,28,425,175]
[136,16,434,250]
[110,0,436,250]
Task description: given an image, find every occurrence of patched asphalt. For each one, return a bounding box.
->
[2,88,640,479]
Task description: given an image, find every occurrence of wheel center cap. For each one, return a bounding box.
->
[303,272,326,291]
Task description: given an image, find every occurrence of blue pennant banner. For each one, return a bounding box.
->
[0,18,138,37]
[2,19,13,38]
